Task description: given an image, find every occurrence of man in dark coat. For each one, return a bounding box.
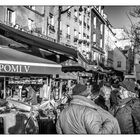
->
[114,80,140,134]
[56,84,120,134]
[93,85,108,111]
[109,83,121,115]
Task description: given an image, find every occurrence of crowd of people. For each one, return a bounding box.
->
[1,74,140,134]
[56,76,140,134]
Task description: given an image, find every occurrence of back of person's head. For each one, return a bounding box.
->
[72,83,89,97]
[111,83,120,89]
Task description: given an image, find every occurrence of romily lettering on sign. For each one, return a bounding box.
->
[0,64,30,73]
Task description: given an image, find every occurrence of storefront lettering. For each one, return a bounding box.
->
[0,64,30,73]
[24,65,30,73]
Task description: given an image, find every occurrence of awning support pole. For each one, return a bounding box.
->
[3,77,6,99]
[59,79,63,99]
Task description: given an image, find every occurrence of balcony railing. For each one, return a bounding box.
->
[49,24,55,33]
[0,20,56,43]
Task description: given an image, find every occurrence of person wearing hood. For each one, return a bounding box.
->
[56,83,120,134]
[114,80,140,134]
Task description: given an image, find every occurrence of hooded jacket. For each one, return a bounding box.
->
[56,95,120,134]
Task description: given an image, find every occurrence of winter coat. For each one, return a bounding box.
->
[56,95,120,134]
[94,95,108,111]
[110,90,120,107]
[114,97,140,134]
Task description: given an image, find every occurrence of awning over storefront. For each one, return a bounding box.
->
[62,65,86,72]
[0,22,78,60]
[58,72,77,80]
[0,46,62,75]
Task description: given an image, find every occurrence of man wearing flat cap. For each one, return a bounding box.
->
[56,83,120,134]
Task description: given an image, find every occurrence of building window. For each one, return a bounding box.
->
[78,24,82,34]
[48,13,55,33]
[7,8,15,25]
[87,18,89,25]
[49,13,54,26]
[67,8,71,17]
[79,13,82,24]
[74,9,78,22]
[100,39,102,48]
[66,25,70,39]
[28,18,34,31]
[117,61,121,67]
[87,18,90,30]
[74,29,78,37]
[101,6,104,15]
[67,25,70,35]
[60,21,62,30]
[74,29,78,43]
[100,24,103,35]
[93,17,96,28]
[74,9,78,17]
[79,32,81,39]
[87,7,90,17]
[98,6,101,13]
[60,21,62,35]
[93,34,96,42]
[78,32,82,44]
[83,15,86,28]
[95,6,99,10]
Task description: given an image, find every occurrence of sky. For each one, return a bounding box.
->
[104,6,138,31]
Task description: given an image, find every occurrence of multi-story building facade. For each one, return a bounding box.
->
[90,6,105,66]
[57,6,91,65]
[0,5,109,69]
[104,15,117,68]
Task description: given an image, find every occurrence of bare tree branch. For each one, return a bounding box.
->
[60,6,73,14]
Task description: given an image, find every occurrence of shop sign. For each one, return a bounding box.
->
[0,64,30,73]
[8,79,43,85]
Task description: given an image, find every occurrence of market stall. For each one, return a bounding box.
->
[0,45,63,134]
[0,45,62,100]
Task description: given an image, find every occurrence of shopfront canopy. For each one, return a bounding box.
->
[58,72,77,80]
[0,22,78,61]
[0,46,62,75]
